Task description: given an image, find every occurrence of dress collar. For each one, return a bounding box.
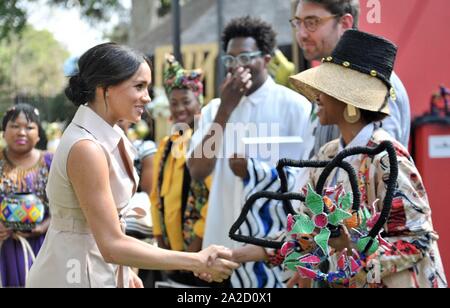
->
[71,105,125,154]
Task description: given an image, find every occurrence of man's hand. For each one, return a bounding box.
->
[229,154,249,179]
[219,67,252,116]
[194,245,239,283]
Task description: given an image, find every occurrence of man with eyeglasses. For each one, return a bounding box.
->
[292,0,411,156]
[187,16,311,288]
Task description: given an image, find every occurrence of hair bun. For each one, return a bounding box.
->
[65,75,89,106]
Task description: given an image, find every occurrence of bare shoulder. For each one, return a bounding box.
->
[67,139,109,180]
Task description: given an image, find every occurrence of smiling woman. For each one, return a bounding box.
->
[25,43,238,288]
[0,103,53,288]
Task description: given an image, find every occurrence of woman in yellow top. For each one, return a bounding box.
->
[151,56,213,286]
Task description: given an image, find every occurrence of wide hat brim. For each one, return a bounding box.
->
[289,62,390,115]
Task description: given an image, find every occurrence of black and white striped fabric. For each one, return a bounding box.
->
[231,158,297,288]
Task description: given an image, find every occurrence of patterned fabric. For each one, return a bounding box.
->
[235,158,298,288]
[0,150,52,202]
[183,180,209,249]
[163,55,204,105]
[0,194,45,231]
[0,150,53,287]
[239,127,447,288]
[150,130,212,251]
[133,140,157,178]
[307,128,447,288]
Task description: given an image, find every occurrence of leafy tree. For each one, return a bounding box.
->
[0,0,28,40]
[0,0,122,41]
[0,25,69,114]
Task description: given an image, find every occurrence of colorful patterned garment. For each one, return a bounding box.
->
[183,180,209,249]
[0,150,53,288]
[243,128,447,288]
[150,130,212,252]
[163,55,204,105]
[235,158,298,288]
[307,128,447,288]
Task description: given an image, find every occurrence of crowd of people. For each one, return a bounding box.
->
[0,0,447,288]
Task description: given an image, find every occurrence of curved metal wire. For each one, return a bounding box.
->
[229,141,399,253]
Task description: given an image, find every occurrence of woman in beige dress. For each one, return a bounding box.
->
[26,43,238,288]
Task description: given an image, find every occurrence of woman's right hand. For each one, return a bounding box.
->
[0,222,12,241]
[195,245,240,283]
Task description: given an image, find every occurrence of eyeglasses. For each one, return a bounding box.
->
[289,15,338,32]
[221,51,262,68]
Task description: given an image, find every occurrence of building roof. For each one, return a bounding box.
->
[131,0,295,55]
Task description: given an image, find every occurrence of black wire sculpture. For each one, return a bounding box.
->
[229,141,399,256]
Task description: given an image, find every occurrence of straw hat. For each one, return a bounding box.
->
[290,30,398,115]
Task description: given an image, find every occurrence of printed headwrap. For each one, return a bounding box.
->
[163,54,204,105]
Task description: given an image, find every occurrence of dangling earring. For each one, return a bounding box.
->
[344,105,361,124]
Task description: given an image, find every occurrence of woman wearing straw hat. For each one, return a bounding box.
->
[231,30,447,288]
[288,29,447,288]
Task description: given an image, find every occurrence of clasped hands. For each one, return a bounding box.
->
[194,245,240,283]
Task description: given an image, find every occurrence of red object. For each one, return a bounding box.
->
[414,123,450,282]
[359,0,450,117]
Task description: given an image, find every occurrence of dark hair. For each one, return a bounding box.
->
[36,123,48,151]
[65,42,151,106]
[361,109,387,124]
[2,103,41,131]
[222,16,277,55]
[300,0,360,29]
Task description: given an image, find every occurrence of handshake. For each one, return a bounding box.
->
[192,245,240,283]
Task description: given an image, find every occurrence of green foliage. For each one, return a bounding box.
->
[48,0,122,23]
[0,25,69,97]
[0,0,28,41]
[0,25,70,119]
[0,0,122,41]
[158,0,171,17]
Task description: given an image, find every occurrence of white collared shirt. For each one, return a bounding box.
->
[338,123,375,152]
[189,77,312,249]
[327,123,376,187]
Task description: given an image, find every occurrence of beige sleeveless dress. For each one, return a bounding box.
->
[26,105,139,288]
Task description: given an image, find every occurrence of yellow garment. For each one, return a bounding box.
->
[150,130,211,251]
